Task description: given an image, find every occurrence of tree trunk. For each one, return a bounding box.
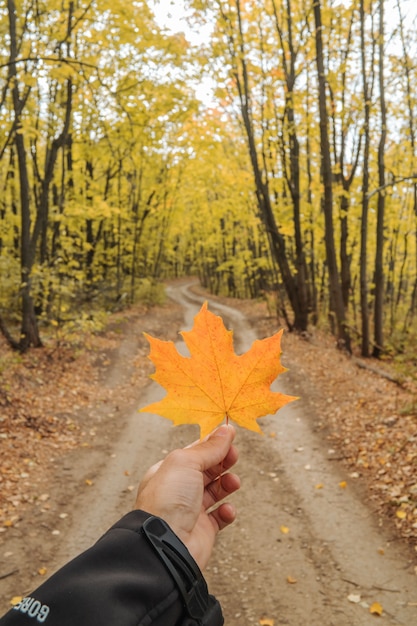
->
[373,0,387,358]
[396,0,417,332]
[313,0,350,350]
[273,0,311,327]
[38,2,74,266]
[8,0,42,350]
[327,10,357,315]
[305,68,318,323]
[359,0,373,357]
[339,191,351,309]
[233,0,307,331]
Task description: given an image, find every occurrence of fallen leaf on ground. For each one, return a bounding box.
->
[370,601,383,615]
[140,302,296,439]
[287,575,297,584]
[259,618,274,626]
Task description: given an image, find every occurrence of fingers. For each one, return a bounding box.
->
[134,424,239,515]
[202,443,239,486]
[186,424,237,473]
[146,425,237,485]
[209,502,237,532]
[203,471,241,511]
[185,423,235,449]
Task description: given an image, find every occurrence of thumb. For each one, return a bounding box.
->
[188,424,236,471]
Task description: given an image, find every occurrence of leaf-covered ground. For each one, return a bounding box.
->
[268,322,417,543]
[193,285,417,547]
[1,286,416,550]
[0,301,183,532]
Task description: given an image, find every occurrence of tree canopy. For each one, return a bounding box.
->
[1,0,416,359]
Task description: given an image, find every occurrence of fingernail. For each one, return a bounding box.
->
[213,424,232,437]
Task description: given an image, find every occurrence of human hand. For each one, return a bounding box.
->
[134,425,240,570]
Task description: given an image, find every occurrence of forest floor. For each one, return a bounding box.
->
[0,278,416,624]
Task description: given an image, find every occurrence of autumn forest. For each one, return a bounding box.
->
[1,0,417,362]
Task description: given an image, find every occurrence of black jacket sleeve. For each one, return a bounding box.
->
[0,510,223,626]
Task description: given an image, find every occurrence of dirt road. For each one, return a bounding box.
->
[1,281,416,625]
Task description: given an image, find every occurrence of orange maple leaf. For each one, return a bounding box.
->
[140,302,296,439]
